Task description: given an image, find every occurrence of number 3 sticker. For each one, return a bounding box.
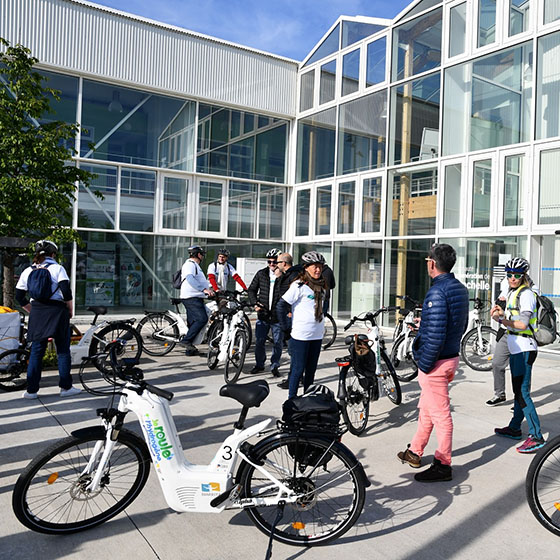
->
[222,446,232,461]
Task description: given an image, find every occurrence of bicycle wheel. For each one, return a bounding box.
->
[379,350,402,405]
[12,428,150,534]
[242,313,253,347]
[390,333,419,382]
[526,434,560,537]
[137,313,178,356]
[0,348,29,392]
[461,326,497,371]
[339,365,370,436]
[322,313,337,350]
[89,322,143,375]
[239,434,366,546]
[206,320,223,370]
[224,329,247,384]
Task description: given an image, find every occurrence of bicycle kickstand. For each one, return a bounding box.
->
[263,500,285,560]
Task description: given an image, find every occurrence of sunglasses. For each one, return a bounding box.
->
[507,273,523,279]
[267,260,277,264]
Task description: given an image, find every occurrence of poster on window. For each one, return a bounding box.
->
[85,243,116,306]
[120,254,143,306]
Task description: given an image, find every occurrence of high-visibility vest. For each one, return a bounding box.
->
[506,285,537,337]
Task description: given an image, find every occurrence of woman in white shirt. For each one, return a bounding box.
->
[277,251,328,398]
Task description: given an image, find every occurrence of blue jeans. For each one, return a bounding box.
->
[254,320,283,370]
[288,338,322,399]
[509,351,542,439]
[182,298,208,344]
[27,329,72,394]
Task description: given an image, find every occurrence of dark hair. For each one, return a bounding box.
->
[428,243,456,273]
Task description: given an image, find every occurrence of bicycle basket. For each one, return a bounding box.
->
[351,337,376,379]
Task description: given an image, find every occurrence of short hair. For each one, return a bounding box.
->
[279,253,293,266]
[428,243,456,273]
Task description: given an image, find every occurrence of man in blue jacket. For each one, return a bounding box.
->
[397,243,469,482]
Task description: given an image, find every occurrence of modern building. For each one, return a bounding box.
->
[2,0,560,333]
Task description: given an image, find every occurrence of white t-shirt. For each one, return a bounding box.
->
[281,282,324,341]
[506,287,537,353]
[268,270,276,310]
[180,259,209,299]
[16,259,68,302]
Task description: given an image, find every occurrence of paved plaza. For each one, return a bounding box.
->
[1,335,559,560]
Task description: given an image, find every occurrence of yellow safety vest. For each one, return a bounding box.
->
[506,285,537,337]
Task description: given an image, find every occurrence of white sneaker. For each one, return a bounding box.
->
[60,386,82,397]
[22,391,38,400]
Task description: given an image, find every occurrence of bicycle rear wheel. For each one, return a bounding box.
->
[322,313,337,350]
[239,434,366,546]
[0,348,29,391]
[89,323,143,374]
[390,333,418,382]
[379,350,402,405]
[526,435,560,537]
[137,313,178,356]
[461,326,497,371]
[12,428,150,534]
[242,313,253,347]
[224,329,248,384]
[339,365,370,436]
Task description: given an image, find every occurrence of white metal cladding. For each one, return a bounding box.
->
[0,0,298,117]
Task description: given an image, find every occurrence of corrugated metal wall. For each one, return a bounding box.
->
[0,0,298,117]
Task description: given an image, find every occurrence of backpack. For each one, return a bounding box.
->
[532,293,558,346]
[28,263,57,302]
[172,261,198,289]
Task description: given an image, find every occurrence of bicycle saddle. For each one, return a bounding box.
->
[87,306,107,316]
[220,379,270,408]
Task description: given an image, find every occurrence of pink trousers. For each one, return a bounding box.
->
[409,357,459,466]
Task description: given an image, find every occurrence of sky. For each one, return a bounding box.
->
[87,0,412,60]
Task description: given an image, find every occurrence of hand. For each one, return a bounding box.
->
[255,304,263,312]
[205,288,215,297]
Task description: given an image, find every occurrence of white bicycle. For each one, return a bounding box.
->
[12,342,369,552]
[390,295,421,383]
[460,297,497,371]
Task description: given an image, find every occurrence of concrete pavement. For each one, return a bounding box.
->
[1,336,559,560]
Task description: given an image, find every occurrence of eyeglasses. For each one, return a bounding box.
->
[425,257,435,263]
[267,260,277,264]
[277,260,288,264]
[507,273,523,279]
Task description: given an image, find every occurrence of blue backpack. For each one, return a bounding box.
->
[28,263,57,302]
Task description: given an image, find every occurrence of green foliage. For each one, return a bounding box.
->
[42,346,58,369]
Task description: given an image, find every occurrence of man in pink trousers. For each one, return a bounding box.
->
[397,244,469,482]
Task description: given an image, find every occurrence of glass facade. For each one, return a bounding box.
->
[366,37,387,87]
[342,49,360,96]
[449,3,467,57]
[536,32,560,140]
[320,60,337,104]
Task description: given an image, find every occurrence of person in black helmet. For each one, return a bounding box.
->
[15,240,81,399]
[180,245,214,356]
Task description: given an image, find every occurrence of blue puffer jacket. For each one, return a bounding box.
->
[412,272,469,373]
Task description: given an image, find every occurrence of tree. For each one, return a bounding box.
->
[0,38,94,308]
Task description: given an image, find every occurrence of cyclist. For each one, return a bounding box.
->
[180,245,214,356]
[15,240,81,399]
[491,257,546,453]
[247,248,284,377]
[207,248,247,292]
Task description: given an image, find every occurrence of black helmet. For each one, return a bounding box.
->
[35,240,58,256]
[188,245,205,258]
[301,251,326,267]
[218,248,230,257]
[505,257,529,274]
[266,248,281,259]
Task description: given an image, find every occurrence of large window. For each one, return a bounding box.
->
[228,181,257,238]
[539,148,560,224]
[342,49,360,96]
[198,180,222,232]
[366,37,387,87]
[537,32,560,140]
[259,185,285,240]
[472,159,492,228]
[120,170,155,232]
[392,8,442,81]
[161,176,189,230]
[443,41,533,155]
[78,164,117,229]
[338,91,387,175]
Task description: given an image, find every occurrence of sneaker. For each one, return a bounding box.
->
[516,435,546,454]
[277,378,289,389]
[414,459,452,482]
[397,445,421,468]
[271,366,281,377]
[249,366,265,375]
[22,391,38,400]
[494,426,522,440]
[60,387,81,397]
[486,395,506,406]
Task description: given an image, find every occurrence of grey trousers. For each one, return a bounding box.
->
[492,330,510,398]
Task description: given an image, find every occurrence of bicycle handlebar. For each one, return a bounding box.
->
[344,306,400,330]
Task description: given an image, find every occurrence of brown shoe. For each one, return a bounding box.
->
[397,445,421,468]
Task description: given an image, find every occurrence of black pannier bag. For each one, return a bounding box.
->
[351,335,376,379]
[282,384,340,433]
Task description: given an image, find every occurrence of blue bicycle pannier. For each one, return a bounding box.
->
[27,263,56,302]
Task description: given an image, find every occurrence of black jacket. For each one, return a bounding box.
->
[248,267,284,323]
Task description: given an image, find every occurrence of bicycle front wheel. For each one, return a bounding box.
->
[206,320,223,370]
[89,322,143,374]
[526,434,560,537]
[379,350,402,405]
[242,313,253,347]
[390,333,418,382]
[224,329,248,384]
[137,313,178,356]
[12,428,150,534]
[340,365,370,436]
[322,313,337,350]
[461,326,497,371]
[239,434,366,546]
[0,348,29,392]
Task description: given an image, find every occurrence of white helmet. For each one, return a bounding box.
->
[266,248,281,259]
[505,257,529,274]
[301,251,326,267]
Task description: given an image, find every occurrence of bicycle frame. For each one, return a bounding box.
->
[88,388,299,513]
[216,307,245,365]
[69,320,113,365]
[394,311,417,363]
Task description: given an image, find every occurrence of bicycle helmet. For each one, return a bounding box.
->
[35,240,58,255]
[217,248,230,257]
[266,248,281,259]
[301,251,326,267]
[188,245,205,258]
[505,257,529,274]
